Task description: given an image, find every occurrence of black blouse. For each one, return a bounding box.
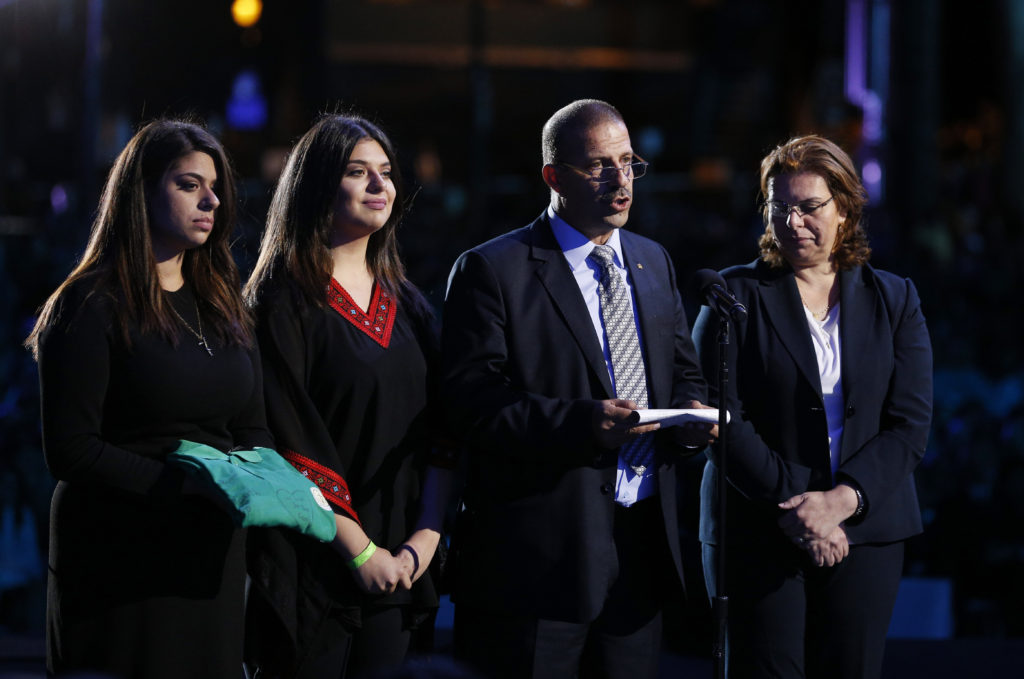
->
[38,275,272,677]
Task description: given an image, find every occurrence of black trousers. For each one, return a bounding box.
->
[703,539,904,679]
[291,605,412,679]
[454,497,677,679]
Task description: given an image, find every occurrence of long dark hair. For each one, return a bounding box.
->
[26,119,251,358]
[243,113,422,310]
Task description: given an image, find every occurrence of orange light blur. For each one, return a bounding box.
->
[231,0,263,28]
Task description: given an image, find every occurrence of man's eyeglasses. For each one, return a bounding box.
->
[765,195,834,218]
[556,158,649,184]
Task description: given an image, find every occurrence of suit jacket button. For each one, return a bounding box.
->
[600,482,613,495]
[846,405,856,417]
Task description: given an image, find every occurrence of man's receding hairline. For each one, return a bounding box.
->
[543,100,626,165]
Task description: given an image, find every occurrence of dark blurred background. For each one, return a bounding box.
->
[2,0,1023,672]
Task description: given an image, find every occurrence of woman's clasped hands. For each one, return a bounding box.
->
[777,484,860,567]
[350,528,439,595]
[351,545,413,594]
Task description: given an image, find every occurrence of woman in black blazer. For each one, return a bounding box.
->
[693,135,932,679]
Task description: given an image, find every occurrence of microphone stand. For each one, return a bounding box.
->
[711,314,730,679]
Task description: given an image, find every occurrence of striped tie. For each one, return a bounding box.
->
[589,244,655,476]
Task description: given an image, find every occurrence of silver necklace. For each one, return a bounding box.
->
[169,299,213,356]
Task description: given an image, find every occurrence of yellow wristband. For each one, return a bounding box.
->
[347,540,377,570]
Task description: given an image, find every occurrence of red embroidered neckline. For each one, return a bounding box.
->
[327,278,396,348]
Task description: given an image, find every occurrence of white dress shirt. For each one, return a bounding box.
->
[802,303,844,477]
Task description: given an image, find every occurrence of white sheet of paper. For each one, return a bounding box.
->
[629,408,729,427]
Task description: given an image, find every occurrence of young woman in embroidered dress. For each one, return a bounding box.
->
[26,119,272,678]
[243,113,451,678]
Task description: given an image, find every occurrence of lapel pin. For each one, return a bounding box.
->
[637,263,644,269]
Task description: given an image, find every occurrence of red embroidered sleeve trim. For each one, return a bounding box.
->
[281,448,360,524]
[326,278,397,348]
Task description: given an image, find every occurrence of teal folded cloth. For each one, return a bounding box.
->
[168,440,337,542]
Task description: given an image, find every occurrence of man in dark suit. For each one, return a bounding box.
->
[441,99,716,678]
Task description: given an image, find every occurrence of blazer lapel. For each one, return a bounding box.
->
[759,270,823,401]
[839,266,876,448]
[528,216,615,398]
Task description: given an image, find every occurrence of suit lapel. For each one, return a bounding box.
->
[759,270,823,401]
[839,266,875,429]
[528,216,615,398]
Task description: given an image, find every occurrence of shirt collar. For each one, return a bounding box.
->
[547,205,625,272]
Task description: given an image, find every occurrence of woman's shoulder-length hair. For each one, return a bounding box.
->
[757,134,871,271]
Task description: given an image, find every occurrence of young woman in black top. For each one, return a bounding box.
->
[26,119,272,678]
[243,114,451,678]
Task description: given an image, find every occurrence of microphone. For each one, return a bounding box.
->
[691,269,747,322]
